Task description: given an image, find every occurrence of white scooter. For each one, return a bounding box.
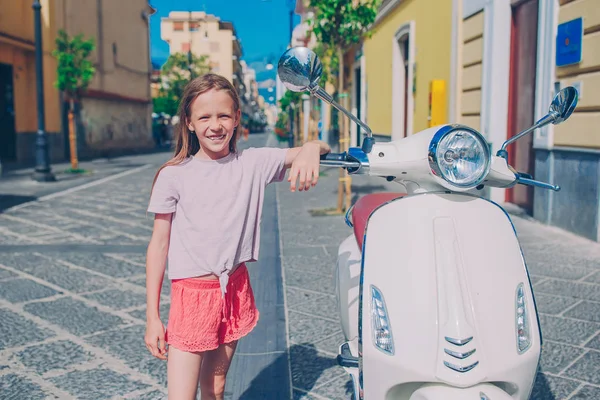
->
[278,47,578,400]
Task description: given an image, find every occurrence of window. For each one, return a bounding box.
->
[181,42,190,52]
[210,41,220,52]
[189,21,199,31]
[173,21,184,31]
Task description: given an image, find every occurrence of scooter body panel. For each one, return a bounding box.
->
[337,192,540,399]
[336,234,362,341]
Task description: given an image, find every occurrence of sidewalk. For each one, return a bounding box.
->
[275,137,600,399]
[0,150,173,213]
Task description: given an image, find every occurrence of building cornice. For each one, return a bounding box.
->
[372,0,406,28]
[84,89,151,104]
[0,31,35,51]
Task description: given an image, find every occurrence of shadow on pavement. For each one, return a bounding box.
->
[238,343,345,399]
[0,195,37,213]
[531,370,558,400]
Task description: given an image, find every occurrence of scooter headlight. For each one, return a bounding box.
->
[428,125,491,189]
[371,285,394,355]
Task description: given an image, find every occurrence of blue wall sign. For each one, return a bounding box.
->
[556,17,583,67]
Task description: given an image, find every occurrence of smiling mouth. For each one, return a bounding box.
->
[207,135,226,141]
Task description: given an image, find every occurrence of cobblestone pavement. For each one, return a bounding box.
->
[0,150,168,213]
[276,151,600,399]
[0,153,171,399]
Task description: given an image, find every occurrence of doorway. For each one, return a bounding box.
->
[506,0,538,213]
[0,63,16,162]
[392,22,414,141]
[400,36,409,136]
[353,63,362,147]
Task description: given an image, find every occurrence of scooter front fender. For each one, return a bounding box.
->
[408,383,512,400]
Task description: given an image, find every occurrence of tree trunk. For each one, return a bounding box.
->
[68,98,79,170]
[343,92,352,211]
[336,47,352,213]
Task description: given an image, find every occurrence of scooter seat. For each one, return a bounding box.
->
[352,192,406,250]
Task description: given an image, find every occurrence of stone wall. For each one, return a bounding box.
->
[16,132,64,166]
[78,97,153,158]
[534,148,600,242]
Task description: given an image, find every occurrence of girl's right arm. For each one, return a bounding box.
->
[144,213,172,360]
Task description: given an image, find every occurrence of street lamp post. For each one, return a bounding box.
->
[32,0,55,182]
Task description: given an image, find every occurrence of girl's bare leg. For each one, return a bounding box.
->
[168,346,204,400]
[199,341,238,400]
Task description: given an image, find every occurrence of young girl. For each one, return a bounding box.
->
[144,73,330,400]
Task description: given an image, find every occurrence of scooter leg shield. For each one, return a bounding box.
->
[359,193,540,399]
[409,383,512,400]
[336,234,362,341]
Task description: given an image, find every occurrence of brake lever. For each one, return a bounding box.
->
[516,172,561,191]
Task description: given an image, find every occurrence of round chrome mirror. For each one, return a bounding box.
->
[277,47,323,92]
[550,86,578,124]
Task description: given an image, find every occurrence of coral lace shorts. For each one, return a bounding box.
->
[165,264,259,353]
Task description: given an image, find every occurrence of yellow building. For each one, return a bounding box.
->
[289,0,453,148]
[452,0,600,241]
[0,0,155,166]
[161,11,244,85]
[358,0,453,146]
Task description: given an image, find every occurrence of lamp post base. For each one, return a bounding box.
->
[32,169,56,182]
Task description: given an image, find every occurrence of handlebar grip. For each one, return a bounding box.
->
[320,153,347,161]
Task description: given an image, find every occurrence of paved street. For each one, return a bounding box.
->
[0,132,599,399]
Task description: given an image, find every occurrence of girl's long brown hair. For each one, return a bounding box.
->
[151,73,241,192]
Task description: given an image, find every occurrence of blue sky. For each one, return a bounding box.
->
[149,0,300,86]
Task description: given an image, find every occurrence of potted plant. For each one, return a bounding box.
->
[274,112,288,139]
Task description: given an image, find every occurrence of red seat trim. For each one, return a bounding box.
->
[352,193,406,250]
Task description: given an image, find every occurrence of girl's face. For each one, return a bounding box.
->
[187,88,240,160]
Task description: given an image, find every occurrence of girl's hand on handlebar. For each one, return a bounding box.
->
[287,141,330,192]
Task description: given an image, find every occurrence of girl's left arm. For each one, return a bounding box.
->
[285,140,331,192]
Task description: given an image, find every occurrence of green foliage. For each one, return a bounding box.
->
[308,0,380,86]
[152,97,179,117]
[153,53,211,115]
[275,112,288,130]
[52,29,96,98]
[309,0,379,49]
[63,167,90,175]
[278,89,303,114]
[313,43,338,87]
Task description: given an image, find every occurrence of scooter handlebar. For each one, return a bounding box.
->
[319,152,362,169]
[320,153,347,162]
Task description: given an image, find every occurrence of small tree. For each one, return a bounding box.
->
[278,89,303,144]
[274,111,289,141]
[308,0,380,212]
[52,29,95,171]
[153,53,211,115]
